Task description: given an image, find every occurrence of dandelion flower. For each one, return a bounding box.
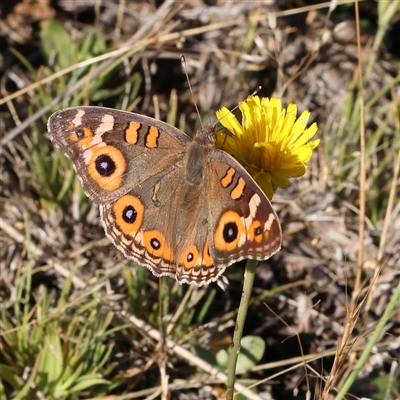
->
[216,96,319,200]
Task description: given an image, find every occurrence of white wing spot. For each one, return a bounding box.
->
[72,109,85,127]
[249,193,261,217]
[263,213,276,231]
[97,114,115,135]
[244,193,261,228]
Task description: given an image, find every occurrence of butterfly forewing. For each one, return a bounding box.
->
[48,106,189,203]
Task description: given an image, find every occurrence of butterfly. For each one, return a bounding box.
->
[48,106,281,285]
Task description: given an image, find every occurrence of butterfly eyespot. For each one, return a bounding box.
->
[142,230,174,262]
[68,127,83,139]
[113,195,144,234]
[95,154,116,177]
[69,127,93,145]
[150,238,161,250]
[180,245,200,269]
[88,146,126,191]
[214,211,245,251]
[248,220,263,243]
[223,222,238,243]
[122,205,137,224]
[75,127,85,138]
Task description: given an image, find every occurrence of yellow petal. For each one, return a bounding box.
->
[215,96,319,199]
[217,107,243,136]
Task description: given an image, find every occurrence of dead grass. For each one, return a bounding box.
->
[1,1,399,399]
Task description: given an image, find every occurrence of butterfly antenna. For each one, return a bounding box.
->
[181,55,203,127]
[249,85,262,99]
[216,85,263,126]
[228,85,262,115]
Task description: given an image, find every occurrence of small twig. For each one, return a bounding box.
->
[159,277,170,400]
[377,127,400,264]
[353,0,366,299]
[226,259,258,399]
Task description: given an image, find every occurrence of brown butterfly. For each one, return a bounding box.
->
[48,106,281,285]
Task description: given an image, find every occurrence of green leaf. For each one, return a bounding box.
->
[371,375,400,400]
[236,336,265,373]
[216,336,266,372]
[69,375,110,393]
[216,348,229,370]
[40,20,75,69]
[37,324,63,390]
[79,28,106,59]
[0,364,24,391]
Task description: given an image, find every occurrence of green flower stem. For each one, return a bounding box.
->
[334,277,400,400]
[226,259,258,399]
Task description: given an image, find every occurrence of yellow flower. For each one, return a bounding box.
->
[216,96,319,200]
